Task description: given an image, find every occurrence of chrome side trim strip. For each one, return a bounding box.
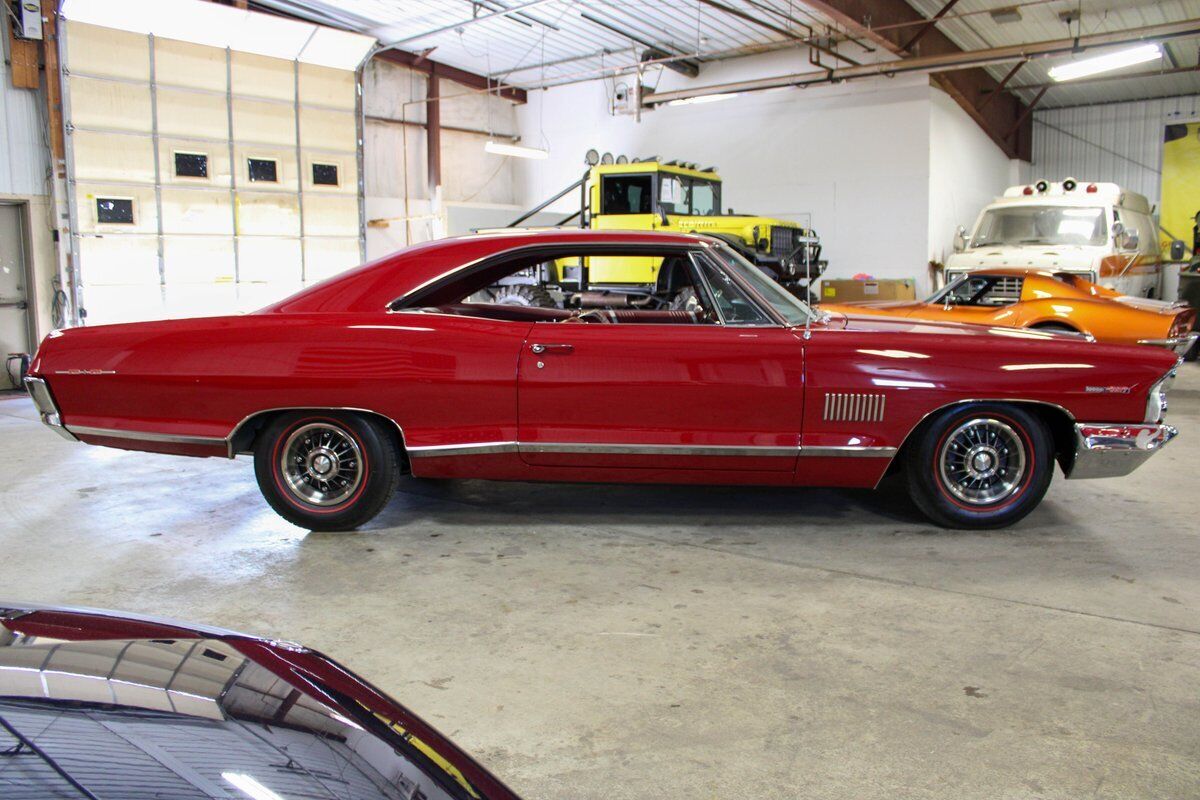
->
[407,441,519,458]
[407,441,897,459]
[800,446,897,458]
[521,442,799,457]
[67,425,226,448]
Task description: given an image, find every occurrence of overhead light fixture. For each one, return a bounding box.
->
[1048,43,1161,82]
[60,0,376,70]
[485,141,549,159]
[665,92,739,107]
[222,772,285,800]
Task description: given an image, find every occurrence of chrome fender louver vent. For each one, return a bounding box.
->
[824,392,886,422]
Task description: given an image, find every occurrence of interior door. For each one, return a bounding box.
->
[516,323,805,471]
[0,205,30,389]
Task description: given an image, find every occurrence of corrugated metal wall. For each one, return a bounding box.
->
[0,38,49,197]
[1032,96,1200,209]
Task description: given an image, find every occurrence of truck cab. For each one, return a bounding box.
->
[946,179,1162,298]
[587,159,826,296]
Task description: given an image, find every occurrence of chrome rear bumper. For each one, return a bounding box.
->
[1137,332,1198,355]
[1066,422,1177,480]
[23,376,79,442]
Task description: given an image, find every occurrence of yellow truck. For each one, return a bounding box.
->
[492,155,826,306]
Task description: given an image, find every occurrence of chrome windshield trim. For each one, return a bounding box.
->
[68,425,226,448]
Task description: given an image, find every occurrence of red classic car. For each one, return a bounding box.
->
[26,229,1181,530]
[0,603,520,800]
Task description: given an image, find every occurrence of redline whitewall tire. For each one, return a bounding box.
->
[905,403,1054,529]
[253,411,400,531]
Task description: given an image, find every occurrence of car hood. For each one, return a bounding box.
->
[947,248,1100,270]
[0,603,521,800]
[820,311,1079,342]
[819,300,924,317]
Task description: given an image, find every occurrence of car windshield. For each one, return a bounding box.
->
[659,174,721,216]
[970,206,1107,247]
[708,244,814,326]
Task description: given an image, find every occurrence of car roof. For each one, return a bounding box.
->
[261,228,718,314]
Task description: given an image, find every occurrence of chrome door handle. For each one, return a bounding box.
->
[530,343,573,354]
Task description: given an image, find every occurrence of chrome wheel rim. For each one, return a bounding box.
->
[279,423,363,507]
[937,417,1027,506]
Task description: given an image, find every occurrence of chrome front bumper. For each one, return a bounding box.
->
[24,376,79,442]
[1137,332,1199,355]
[1066,422,1177,480]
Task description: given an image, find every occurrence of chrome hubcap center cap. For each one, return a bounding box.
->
[309,451,335,477]
[966,446,998,479]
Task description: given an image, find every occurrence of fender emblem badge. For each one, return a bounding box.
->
[1084,385,1131,394]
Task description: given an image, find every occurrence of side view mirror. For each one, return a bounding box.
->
[953,225,967,253]
[1170,239,1186,261]
[657,206,670,227]
[1122,230,1140,251]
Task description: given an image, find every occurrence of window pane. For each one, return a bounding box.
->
[248,158,278,183]
[600,175,652,214]
[96,198,134,224]
[971,206,1107,247]
[695,256,772,325]
[312,163,339,186]
[658,175,685,214]
[174,152,208,178]
[708,245,812,326]
[688,179,717,215]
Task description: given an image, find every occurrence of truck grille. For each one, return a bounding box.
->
[771,227,801,257]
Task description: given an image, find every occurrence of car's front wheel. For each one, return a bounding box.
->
[253,411,400,531]
[905,403,1053,529]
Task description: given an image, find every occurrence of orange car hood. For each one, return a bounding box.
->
[819,300,925,317]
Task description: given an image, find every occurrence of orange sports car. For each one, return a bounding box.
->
[821,268,1197,355]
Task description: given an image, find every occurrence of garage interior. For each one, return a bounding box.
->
[2,1,1200,798]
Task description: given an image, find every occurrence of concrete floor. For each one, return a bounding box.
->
[3,366,1199,800]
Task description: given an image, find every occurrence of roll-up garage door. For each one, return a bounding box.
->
[62,18,365,325]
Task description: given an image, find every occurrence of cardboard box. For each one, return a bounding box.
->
[821,278,916,302]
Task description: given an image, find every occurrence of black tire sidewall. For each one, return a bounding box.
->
[907,403,1053,529]
[253,412,398,531]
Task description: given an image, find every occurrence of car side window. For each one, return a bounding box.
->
[692,257,773,325]
[943,276,1023,306]
[600,175,653,214]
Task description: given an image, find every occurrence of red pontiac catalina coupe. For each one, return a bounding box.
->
[26,229,1181,530]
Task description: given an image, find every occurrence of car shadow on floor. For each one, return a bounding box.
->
[366,473,931,531]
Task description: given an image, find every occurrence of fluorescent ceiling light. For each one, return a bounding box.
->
[1048,43,1161,82]
[61,0,375,70]
[485,141,549,159]
[222,772,285,800]
[666,92,739,107]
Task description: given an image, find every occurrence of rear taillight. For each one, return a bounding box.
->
[1169,312,1195,338]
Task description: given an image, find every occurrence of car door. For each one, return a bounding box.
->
[515,254,805,472]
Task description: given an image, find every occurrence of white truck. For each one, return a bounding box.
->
[947,179,1168,298]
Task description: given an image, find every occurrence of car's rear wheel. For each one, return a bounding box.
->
[253,411,400,531]
[905,403,1053,529]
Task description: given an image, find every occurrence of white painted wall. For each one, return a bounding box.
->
[927,87,1021,278]
[513,47,1020,296]
[515,69,934,288]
